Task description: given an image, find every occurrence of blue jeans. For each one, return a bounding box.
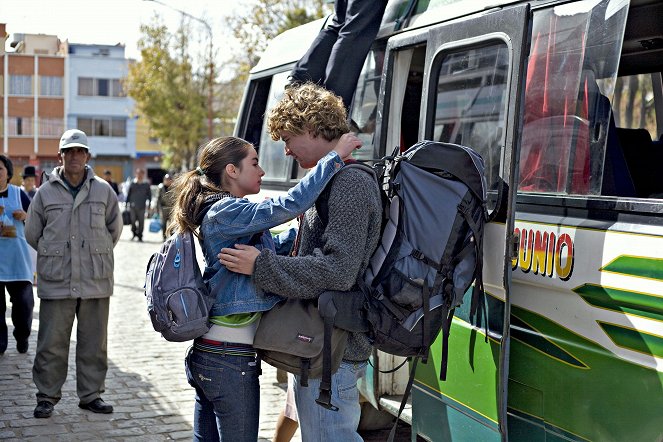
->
[184,347,260,442]
[294,361,367,442]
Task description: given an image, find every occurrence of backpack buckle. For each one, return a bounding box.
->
[411,250,424,260]
[315,387,339,411]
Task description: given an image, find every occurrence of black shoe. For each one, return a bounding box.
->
[79,398,113,414]
[137,237,143,242]
[17,339,29,354]
[34,401,54,418]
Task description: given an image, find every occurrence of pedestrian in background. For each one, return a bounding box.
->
[21,165,38,199]
[126,168,151,242]
[156,173,174,240]
[25,129,122,419]
[103,170,120,196]
[289,0,388,110]
[20,165,39,282]
[0,155,34,356]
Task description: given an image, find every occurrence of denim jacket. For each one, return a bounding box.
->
[200,151,344,317]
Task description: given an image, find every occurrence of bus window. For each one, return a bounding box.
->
[257,71,292,183]
[349,44,386,160]
[384,45,426,155]
[432,43,508,199]
[518,0,628,196]
[608,72,663,198]
[612,74,659,139]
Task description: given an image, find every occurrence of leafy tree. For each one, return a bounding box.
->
[125,18,207,170]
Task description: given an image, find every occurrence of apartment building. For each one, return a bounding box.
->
[1,25,65,184]
[65,42,136,183]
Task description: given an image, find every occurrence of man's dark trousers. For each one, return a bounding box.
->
[290,0,387,109]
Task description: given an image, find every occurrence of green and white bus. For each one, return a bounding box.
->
[235,0,663,440]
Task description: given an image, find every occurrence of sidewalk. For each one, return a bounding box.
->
[0,225,300,441]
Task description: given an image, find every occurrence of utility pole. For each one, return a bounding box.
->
[144,0,214,140]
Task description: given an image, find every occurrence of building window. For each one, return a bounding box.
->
[78,77,125,97]
[9,75,33,95]
[77,117,127,137]
[112,79,125,97]
[77,118,93,135]
[97,79,109,96]
[40,76,63,96]
[111,118,126,137]
[8,117,34,136]
[39,118,64,137]
[78,77,94,96]
[94,118,110,136]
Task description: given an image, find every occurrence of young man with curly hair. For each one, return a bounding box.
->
[220,83,382,441]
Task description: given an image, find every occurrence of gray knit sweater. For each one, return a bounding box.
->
[253,167,382,361]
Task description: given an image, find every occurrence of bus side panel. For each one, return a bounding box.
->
[508,215,663,441]
[411,223,508,440]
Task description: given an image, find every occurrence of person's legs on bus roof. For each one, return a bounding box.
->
[289,0,345,85]
[324,0,387,109]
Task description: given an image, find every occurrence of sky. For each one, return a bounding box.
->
[1,0,252,79]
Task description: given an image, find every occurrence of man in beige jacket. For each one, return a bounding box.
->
[25,129,122,419]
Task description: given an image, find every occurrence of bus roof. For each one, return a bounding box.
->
[250,0,519,75]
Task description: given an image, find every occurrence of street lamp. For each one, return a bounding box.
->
[144,0,214,140]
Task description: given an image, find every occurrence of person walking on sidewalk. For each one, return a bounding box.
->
[0,155,34,356]
[219,83,382,442]
[172,133,359,442]
[156,173,174,240]
[25,129,122,419]
[126,168,151,241]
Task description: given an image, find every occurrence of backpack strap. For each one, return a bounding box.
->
[315,311,339,411]
[387,357,420,442]
[315,161,376,227]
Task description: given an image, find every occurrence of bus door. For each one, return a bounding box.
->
[408,5,530,441]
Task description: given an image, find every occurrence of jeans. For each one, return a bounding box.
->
[184,347,260,442]
[294,361,367,442]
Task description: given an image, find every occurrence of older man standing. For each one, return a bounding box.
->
[25,129,122,419]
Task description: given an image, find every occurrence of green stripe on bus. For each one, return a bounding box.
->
[574,284,663,322]
[601,256,663,281]
[598,322,663,358]
[511,315,588,368]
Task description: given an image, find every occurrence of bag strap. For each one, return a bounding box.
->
[315,161,376,227]
[315,311,339,412]
[439,305,454,381]
[387,357,419,442]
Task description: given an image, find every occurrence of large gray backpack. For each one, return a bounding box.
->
[316,141,489,423]
[144,231,214,342]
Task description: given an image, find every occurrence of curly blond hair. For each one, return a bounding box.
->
[267,83,349,142]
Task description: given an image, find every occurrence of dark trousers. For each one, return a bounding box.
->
[0,281,34,353]
[130,206,146,239]
[290,0,387,109]
[33,297,109,404]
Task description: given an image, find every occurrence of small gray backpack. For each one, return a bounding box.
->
[144,231,214,342]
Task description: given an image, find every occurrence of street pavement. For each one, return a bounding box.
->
[0,225,300,441]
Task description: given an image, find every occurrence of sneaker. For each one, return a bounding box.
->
[34,401,54,418]
[17,339,29,354]
[78,398,113,414]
